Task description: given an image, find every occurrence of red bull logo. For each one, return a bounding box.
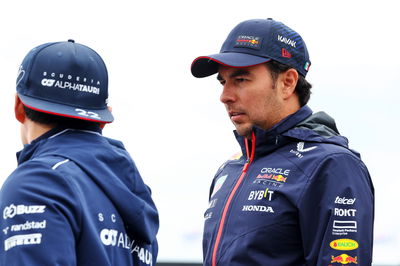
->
[256,174,287,182]
[236,39,259,45]
[331,254,358,264]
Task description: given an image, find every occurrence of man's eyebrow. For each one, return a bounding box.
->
[217,69,251,81]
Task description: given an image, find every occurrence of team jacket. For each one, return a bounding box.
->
[203,106,374,266]
[0,126,159,266]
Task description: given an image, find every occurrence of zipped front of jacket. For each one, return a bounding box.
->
[211,132,256,266]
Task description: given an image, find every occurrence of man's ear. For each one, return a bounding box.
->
[280,68,299,100]
[99,106,113,129]
[14,94,26,123]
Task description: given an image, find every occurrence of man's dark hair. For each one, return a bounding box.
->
[265,60,312,106]
[24,106,101,128]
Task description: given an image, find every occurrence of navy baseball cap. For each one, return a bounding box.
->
[16,40,114,123]
[191,18,311,78]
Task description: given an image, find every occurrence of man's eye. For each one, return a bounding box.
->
[236,78,246,82]
[219,80,226,85]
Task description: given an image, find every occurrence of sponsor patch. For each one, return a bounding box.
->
[4,233,42,251]
[242,205,274,213]
[334,208,357,217]
[3,204,46,220]
[335,196,356,205]
[330,239,359,251]
[281,48,292,58]
[277,34,297,48]
[100,228,154,265]
[11,220,47,232]
[332,220,358,236]
[330,253,358,264]
[247,189,274,201]
[290,142,317,158]
[253,167,290,187]
[234,35,262,49]
[211,175,228,197]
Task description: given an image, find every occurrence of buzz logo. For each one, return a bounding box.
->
[3,204,46,220]
[41,78,56,87]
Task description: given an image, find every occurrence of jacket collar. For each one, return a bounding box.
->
[234,105,313,159]
[16,125,101,165]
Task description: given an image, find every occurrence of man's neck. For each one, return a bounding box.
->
[22,119,54,145]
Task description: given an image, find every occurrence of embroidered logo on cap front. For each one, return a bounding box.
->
[234,35,262,49]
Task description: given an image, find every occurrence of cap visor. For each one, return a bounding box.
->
[19,94,114,123]
[191,52,271,78]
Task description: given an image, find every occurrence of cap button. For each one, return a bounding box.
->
[68,39,75,43]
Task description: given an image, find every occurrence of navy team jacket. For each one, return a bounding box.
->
[203,106,374,266]
[0,126,158,266]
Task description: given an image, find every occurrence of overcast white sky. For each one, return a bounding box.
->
[0,0,399,264]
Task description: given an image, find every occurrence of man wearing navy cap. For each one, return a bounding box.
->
[0,40,158,265]
[191,18,374,265]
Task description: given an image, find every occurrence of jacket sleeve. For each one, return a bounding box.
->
[298,153,374,266]
[0,161,81,266]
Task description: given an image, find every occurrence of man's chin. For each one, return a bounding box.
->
[234,125,253,138]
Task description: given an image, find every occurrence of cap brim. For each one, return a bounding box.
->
[19,94,114,123]
[191,52,272,78]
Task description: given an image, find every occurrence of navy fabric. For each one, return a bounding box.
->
[0,128,158,265]
[203,106,374,265]
[191,18,311,78]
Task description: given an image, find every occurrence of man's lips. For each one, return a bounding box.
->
[229,111,246,122]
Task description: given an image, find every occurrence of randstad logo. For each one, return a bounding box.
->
[330,238,359,251]
[41,78,56,87]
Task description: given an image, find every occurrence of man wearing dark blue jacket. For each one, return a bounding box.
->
[191,18,374,265]
[0,40,158,265]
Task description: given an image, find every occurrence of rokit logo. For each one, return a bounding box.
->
[3,204,46,219]
[334,208,357,217]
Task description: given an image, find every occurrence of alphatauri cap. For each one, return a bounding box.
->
[16,40,113,123]
[191,18,311,78]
